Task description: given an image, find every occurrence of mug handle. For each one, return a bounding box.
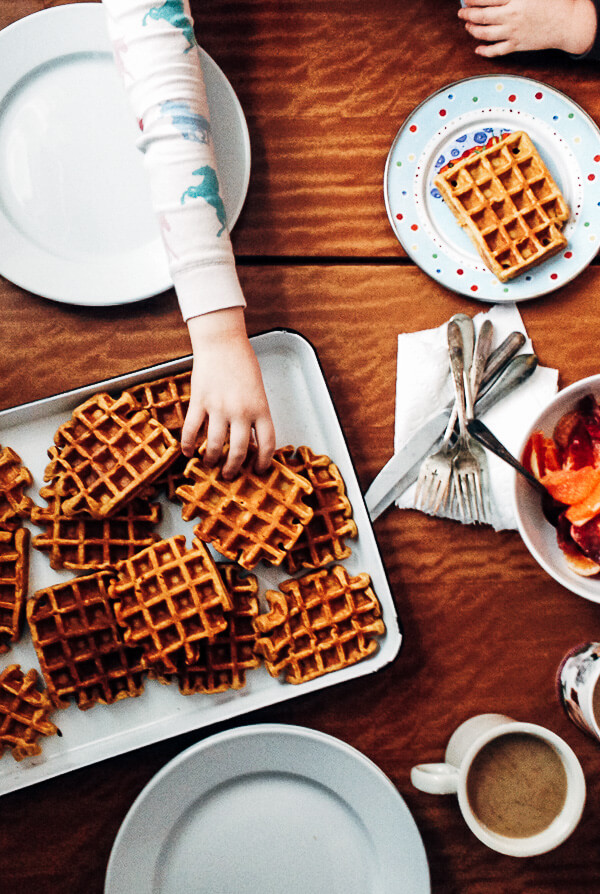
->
[410,762,459,795]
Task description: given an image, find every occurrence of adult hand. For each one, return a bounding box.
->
[458,0,597,57]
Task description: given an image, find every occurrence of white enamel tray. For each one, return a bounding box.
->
[105,724,430,894]
[0,330,401,795]
[0,3,250,305]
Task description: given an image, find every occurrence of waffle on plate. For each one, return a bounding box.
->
[0,664,58,761]
[434,131,569,281]
[0,528,29,654]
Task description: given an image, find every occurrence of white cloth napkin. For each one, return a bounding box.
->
[394,304,559,530]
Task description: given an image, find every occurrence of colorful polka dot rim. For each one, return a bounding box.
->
[384,75,600,302]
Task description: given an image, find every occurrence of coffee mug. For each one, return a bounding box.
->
[410,713,586,857]
[558,642,600,741]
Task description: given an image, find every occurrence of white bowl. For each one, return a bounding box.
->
[514,374,600,603]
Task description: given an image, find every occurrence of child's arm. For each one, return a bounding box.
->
[458,0,598,57]
[101,0,275,475]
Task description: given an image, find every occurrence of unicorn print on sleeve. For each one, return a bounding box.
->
[142,1,197,52]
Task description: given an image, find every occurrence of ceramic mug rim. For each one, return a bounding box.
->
[455,721,586,857]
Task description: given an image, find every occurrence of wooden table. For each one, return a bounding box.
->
[1,1,599,891]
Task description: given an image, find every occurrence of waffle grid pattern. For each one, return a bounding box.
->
[158,564,261,694]
[44,392,179,518]
[434,131,569,281]
[0,446,34,528]
[27,571,147,710]
[275,445,358,572]
[110,536,232,672]
[177,447,314,569]
[32,487,161,571]
[254,565,385,683]
[0,528,29,653]
[0,665,57,761]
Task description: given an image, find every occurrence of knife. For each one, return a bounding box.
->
[364,352,538,521]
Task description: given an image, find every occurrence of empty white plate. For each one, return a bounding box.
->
[105,724,430,894]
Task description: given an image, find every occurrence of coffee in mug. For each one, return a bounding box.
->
[410,714,585,857]
[466,732,568,838]
[558,642,600,741]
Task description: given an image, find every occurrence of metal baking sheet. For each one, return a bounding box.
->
[0,329,401,794]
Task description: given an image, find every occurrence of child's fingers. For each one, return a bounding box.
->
[203,415,228,468]
[180,403,207,457]
[253,415,277,474]
[222,420,250,479]
[462,0,509,7]
[459,6,507,24]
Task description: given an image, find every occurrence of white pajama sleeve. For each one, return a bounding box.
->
[101,0,246,321]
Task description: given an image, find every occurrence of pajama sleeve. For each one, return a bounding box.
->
[101,0,246,321]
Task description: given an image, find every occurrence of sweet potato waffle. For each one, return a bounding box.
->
[44,391,179,518]
[434,131,569,281]
[157,564,261,694]
[0,665,58,761]
[109,536,232,673]
[27,571,147,710]
[31,486,161,571]
[275,445,357,572]
[0,528,29,654]
[176,444,314,570]
[254,565,385,684]
[0,446,34,529]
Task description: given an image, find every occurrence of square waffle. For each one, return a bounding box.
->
[157,564,261,694]
[0,446,34,529]
[254,565,385,684]
[27,571,147,710]
[126,372,193,498]
[0,665,58,761]
[0,528,29,654]
[31,485,161,571]
[109,536,232,673]
[275,445,357,573]
[434,131,569,281]
[43,391,180,518]
[176,444,314,570]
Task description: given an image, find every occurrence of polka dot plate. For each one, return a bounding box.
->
[384,75,600,302]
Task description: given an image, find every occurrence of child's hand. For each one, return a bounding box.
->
[458,0,597,57]
[181,308,276,479]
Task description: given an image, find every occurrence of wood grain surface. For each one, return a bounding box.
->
[0,1,599,893]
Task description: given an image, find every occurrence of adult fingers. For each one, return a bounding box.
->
[222,420,251,480]
[475,38,515,56]
[253,415,277,474]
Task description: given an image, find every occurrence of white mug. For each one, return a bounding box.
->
[558,642,600,741]
[410,713,586,857]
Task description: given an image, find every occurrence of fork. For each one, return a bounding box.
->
[446,320,492,523]
[414,314,475,515]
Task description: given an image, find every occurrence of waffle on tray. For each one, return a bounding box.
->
[156,563,261,694]
[27,571,147,710]
[109,536,232,673]
[0,446,34,529]
[43,392,179,518]
[176,444,314,570]
[0,664,58,761]
[275,445,358,573]
[254,565,385,684]
[434,131,569,282]
[31,486,161,571]
[0,528,29,654]
[125,371,193,498]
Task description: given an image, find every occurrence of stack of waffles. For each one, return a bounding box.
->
[434,131,569,281]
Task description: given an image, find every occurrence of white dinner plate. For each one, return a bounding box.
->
[0,3,251,306]
[385,75,600,302]
[104,724,430,894]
